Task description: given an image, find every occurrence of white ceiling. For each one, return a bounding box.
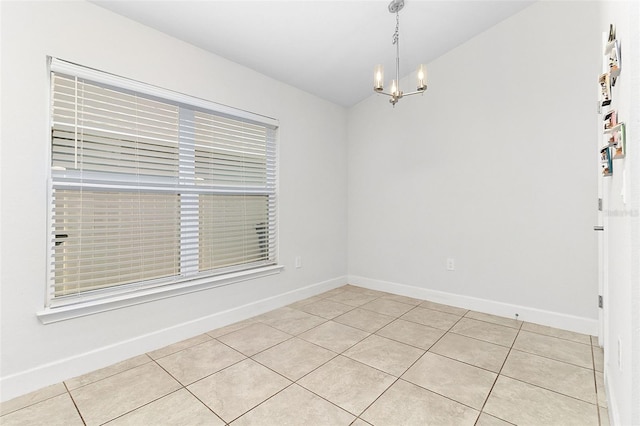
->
[92,0,534,107]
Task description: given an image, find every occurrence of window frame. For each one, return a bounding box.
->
[38,58,282,324]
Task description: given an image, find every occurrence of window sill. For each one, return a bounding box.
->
[37,265,284,324]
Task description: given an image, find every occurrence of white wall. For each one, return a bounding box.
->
[0,1,348,401]
[597,2,640,425]
[348,1,601,333]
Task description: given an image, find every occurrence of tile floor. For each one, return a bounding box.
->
[0,285,609,426]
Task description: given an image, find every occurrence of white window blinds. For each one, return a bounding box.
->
[48,58,278,307]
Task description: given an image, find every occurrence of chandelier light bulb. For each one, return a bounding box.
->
[390,79,398,96]
[374,64,384,91]
[417,64,427,91]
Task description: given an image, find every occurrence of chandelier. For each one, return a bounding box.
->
[373,0,427,106]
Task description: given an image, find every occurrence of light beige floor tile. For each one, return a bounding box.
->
[105,389,224,425]
[0,382,67,416]
[334,308,395,333]
[188,358,291,423]
[297,355,395,416]
[65,354,152,390]
[342,284,367,292]
[288,295,325,309]
[155,339,246,385]
[402,352,496,410]
[599,406,610,426]
[376,319,445,350]
[450,318,518,347]
[257,306,326,335]
[343,334,425,377]
[217,322,291,356]
[206,318,257,339]
[320,287,350,298]
[475,413,514,426]
[595,371,607,408]
[521,322,591,345]
[147,334,212,360]
[430,332,509,373]
[420,300,469,316]
[0,393,83,426]
[343,286,388,297]
[70,362,181,426]
[326,290,379,307]
[401,306,463,330]
[513,330,593,368]
[252,337,335,380]
[359,298,415,317]
[593,346,604,372]
[361,379,479,426]
[298,321,369,353]
[232,384,355,426]
[465,311,522,329]
[380,293,423,305]
[484,376,599,426]
[299,299,355,319]
[501,349,596,403]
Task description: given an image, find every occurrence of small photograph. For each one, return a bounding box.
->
[600,146,613,176]
[610,123,626,159]
[599,73,612,106]
[604,109,617,130]
[607,39,622,85]
[608,24,616,43]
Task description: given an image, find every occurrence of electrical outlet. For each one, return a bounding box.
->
[295,256,302,269]
[446,258,455,271]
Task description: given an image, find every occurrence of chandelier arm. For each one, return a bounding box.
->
[403,89,427,97]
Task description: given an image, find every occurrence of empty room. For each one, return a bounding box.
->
[0,0,638,425]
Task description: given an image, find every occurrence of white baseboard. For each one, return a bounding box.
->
[0,276,346,403]
[603,371,618,426]
[348,275,598,336]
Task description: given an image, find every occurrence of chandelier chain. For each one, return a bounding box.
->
[392,12,399,45]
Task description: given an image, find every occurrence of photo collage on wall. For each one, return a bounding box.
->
[599,24,625,177]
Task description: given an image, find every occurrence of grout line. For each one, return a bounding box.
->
[186,385,234,425]
[372,329,440,352]
[100,387,185,425]
[427,350,503,376]
[517,328,594,347]
[459,315,522,331]
[498,374,602,407]
[446,329,515,349]
[64,382,87,426]
[474,316,524,425]
[147,333,214,361]
[63,354,154,392]
[161,355,228,425]
[354,376,401,420]
[223,382,298,424]
[504,344,595,370]
[0,386,68,418]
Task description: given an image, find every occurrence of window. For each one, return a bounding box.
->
[46,58,278,315]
